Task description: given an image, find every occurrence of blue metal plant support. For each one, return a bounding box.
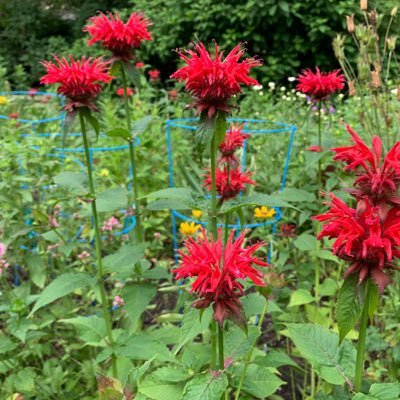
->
[166,118,297,263]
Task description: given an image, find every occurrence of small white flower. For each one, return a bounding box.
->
[391,88,398,95]
[280,86,286,91]
[253,84,263,91]
[288,76,296,82]
[268,82,276,88]
[259,91,264,96]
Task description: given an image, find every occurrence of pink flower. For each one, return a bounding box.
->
[102,216,122,232]
[116,87,134,97]
[113,295,125,307]
[219,124,248,166]
[0,259,9,275]
[78,251,91,261]
[135,62,145,68]
[0,243,7,258]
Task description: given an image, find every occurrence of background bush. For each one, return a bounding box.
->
[1,0,398,86]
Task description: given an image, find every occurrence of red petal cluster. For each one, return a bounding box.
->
[296,67,344,101]
[40,56,113,112]
[219,124,248,166]
[148,69,160,81]
[314,194,400,292]
[332,124,400,206]
[170,42,262,117]
[84,12,152,61]
[173,228,268,325]
[204,167,256,201]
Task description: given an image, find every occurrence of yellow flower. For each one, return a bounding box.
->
[191,209,203,219]
[100,168,110,177]
[0,96,8,105]
[254,206,276,220]
[180,221,201,236]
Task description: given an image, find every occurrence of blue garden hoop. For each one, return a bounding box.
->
[166,118,297,263]
[0,91,65,133]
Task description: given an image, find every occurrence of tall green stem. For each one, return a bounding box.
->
[210,135,218,238]
[79,111,117,378]
[121,64,143,242]
[234,300,268,400]
[355,280,371,392]
[317,101,322,190]
[218,324,224,369]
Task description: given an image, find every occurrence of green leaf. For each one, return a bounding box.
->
[123,283,157,331]
[132,115,156,135]
[310,249,340,263]
[352,383,400,400]
[103,243,146,275]
[288,289,314,307]
[138,374,184,400]
[368,282,379,322]
[95,187,128,212]
[147,199,190,211]
[275,188,316,203]
[0,335,18,354]
[287,323,356,386]
[128,356,156,386]
[220,193,298,215]
[257,350,299,369]
[319,278,338,297]
[105,128,131,140]
[54,172,88,194]
[181,372,228,400]
[144,188,192,201]
[224,325,260,362]
[82,109,100,139]
[242,293,267,316]
[115,334,174,363]
[29,272,96,316]
[293,233,318,251]
[59,316,107,347]
[232,364,284,398]
[174,307,212,355]
[26,254,46,288]
[336,275,361,343]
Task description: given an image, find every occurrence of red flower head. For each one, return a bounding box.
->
[313,194,400,292]
[332,123,400,206]
[148,69,160,81]
[307,145,325,152]
[170,42,262,118]
[168,89,179,101]
[40,56,113,112]
[204,167,256,201]
[280,223,297,238]
[173,228,268,326]
[28,88,38,97]
[219,124,248,166]
[297,67,344,101]
[8,113,19,119]
[116,87,134,97]
[135,61,145,68]
[84,12,152,61]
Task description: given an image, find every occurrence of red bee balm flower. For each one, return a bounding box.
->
[173,228,268,326]
[40,56,113,112]
[204,167,256,201]
[332,123,400,206]
[171,42,262,117]
[116,87,134,97]
[84,12,152,61]
[297,67,344,101]
[219,124,248,166]
[148,69,160,81]
[313,194,400,292]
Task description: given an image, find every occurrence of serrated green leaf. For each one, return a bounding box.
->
[336,275,361,343]
[293,233,318,251]
[54,172,88,194]
[288,289,314,307]
[103,243,146,276]
[95,187,128,212]
[29,272,96,316]
[181,372,228,400]
[123,283,156,331]
[105,128,131,140]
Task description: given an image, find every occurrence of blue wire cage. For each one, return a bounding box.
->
[166,118,297,262]
[0,91,65,132]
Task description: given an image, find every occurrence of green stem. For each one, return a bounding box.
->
[210,135,218,238]
[317,101,322,190]
[79,110,117,378]
[355,280,371,392]
[121,64,143,242]
[218,323,224,369]
[234,300,268,400]
[211,320,217,369]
